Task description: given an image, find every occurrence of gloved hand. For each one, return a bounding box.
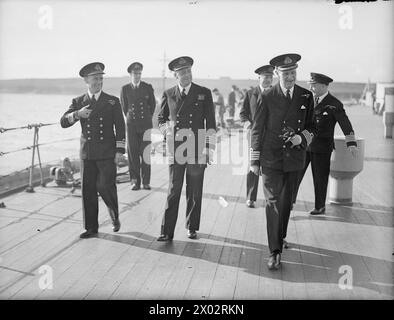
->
[348,145,358,158]
[243,121,252,130]
[202,148,214,165]
[286,134,302,147]
[250,165,260,176]
[114,152,124,165]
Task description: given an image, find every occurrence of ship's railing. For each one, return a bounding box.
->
[0,119,240,195]
[0,122,79,193]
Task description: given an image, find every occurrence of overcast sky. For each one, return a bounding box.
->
[0,0,392,82]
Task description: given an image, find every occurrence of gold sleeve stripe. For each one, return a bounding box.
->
[250,149,260,160]
[116,141,126,148]
[345,133,355,143]
[67,113,76,124]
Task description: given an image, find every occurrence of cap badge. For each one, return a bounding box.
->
[284,56,292,64]
[95,64,102,71]
[179,58,186,65]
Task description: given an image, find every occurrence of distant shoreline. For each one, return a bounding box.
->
[0,77,370,100]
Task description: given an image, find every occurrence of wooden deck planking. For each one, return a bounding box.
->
[207,173,249,299]
[1,165,168,299]
[291,170,354,300]
[0,210,81,291]
[182,164,246,300]
[156,166,237,300]
[53,166,169,299]
[84,187,170,298]
[133,166,224,300]
[0,195,81,253]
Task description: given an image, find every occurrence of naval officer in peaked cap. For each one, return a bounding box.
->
[120,62,156,191]
[250,54,316,269]
[60,62,126,238]
[240,64,274,208]
[293,72,358,215]
[156,56,216,241]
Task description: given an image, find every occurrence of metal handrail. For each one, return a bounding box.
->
[0,122,57,133]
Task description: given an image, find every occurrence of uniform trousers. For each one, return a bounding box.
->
[81,159,119,231]
[261,166,299,254]
[297,151,332,210]
[246,129,259,201]
[161,163,206,238]
[127,127,151,186]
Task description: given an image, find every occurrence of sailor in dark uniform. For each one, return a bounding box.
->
[294,73,358,215]
[157,56,216,241]
[239,65,274,208]
[227,85,237,127]
[60,62,126,238]
[250,54,316,270]
[120,62,156,190]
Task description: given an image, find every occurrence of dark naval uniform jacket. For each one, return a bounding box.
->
[158,83,216,165]
[60,91,126,158]
[120,81,156,132]
[250,83,315,172]
[240,86,263,124]
[309,92,356,153]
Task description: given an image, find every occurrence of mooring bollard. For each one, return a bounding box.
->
[328,136,365,205]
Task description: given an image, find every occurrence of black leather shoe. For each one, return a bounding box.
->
[187,230,197,239]
[310,207,326,215]
[274,253,281,269]
[157,234,173,242]
[131,183,140,191]
[80,229,98,239]
[283,239,289,249]
[143,184,151,190]
[267,252,281,270]
[267,254,276,270]
[112,219,121,232]
[246,200,255,208]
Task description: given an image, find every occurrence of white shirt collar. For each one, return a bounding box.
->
[88,90,101,100]
[178,83,192,95]
[315,91,329,103]
[131,81,141,88]
[279,83,294,98]
[259,85,271,92]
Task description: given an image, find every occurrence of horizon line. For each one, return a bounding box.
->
[0,76,373,85]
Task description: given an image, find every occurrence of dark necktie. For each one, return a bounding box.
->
[286,89,291,102]
[181,88,187,100]
[91,95,96,107]
[315,96,319,106]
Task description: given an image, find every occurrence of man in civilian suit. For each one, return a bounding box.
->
[60,62,126,238]
[294,72,358,215]
[157,56,216,241]
[239,65,274,208]
[250,54,316,269]
[120,62,156,190]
